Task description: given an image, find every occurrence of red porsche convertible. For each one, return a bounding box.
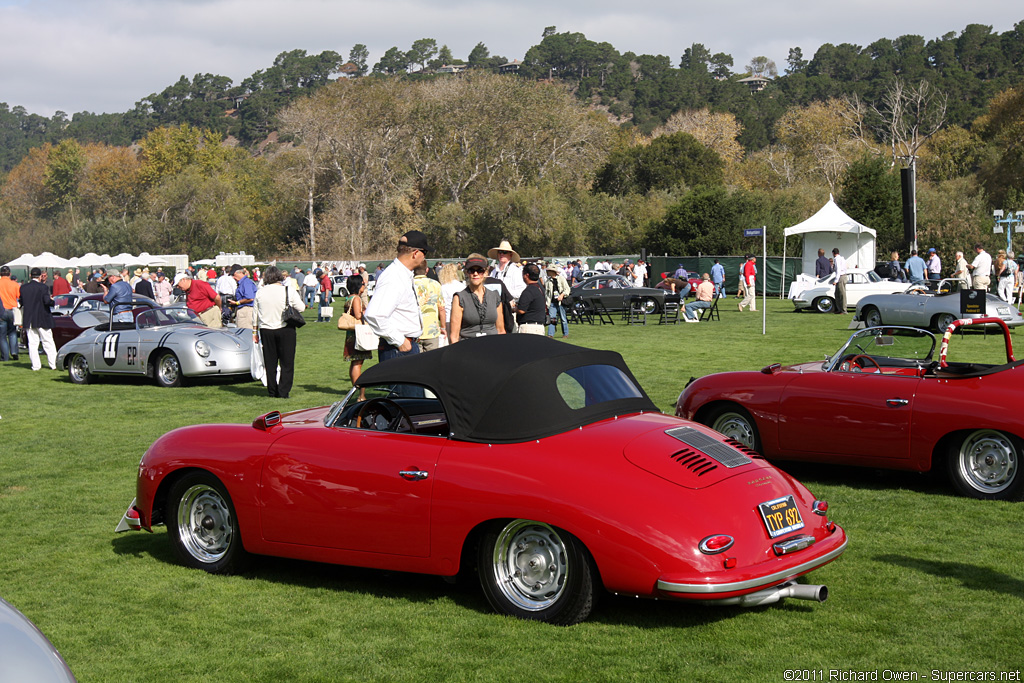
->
[117,335,846,624]
[678,318,1024,501]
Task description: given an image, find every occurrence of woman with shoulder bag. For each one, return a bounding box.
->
[338,275,371,399]
[254,265,305,399]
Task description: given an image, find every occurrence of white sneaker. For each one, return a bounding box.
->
[684,316,699,323]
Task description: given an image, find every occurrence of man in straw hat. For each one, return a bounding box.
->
[487,239,525,301]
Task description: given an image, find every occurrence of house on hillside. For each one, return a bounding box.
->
[436,64,467,74]
[739,75,769,93]
[499,60,522,74]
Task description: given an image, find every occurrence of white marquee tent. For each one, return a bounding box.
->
[783,195,877,291]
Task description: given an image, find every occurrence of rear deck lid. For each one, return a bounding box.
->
[623,424,762,489]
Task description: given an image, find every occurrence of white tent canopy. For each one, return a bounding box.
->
[783,195,877,292]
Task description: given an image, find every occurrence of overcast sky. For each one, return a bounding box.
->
[1,0,1020,117]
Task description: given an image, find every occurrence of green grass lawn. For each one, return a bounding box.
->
[2,299,1022,682]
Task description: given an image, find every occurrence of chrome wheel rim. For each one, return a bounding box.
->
[641,298,657,315]
[70,355,89,381]
[158,354,180,385]
[815,298,833,313]
[958,430,1017,494]
[865,309,882,327]
[492,520,568,611]
[176,484,233,563]
[937,314,957,330]
[712,412,756,449]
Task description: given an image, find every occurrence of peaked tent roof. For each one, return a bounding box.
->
[784,195,876,238]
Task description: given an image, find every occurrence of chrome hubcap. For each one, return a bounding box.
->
[176,484,233,563]
[492,521,567,611]
[159,355,180,384]
[959,430,1017,493]
[712,413,756,450]
[70,355,88,380]
[866,310,881,327]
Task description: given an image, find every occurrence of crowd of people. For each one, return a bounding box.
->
[880,244,1022,303]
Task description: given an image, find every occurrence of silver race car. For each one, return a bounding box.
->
[854,278,1024,331]
[56,303,254,387]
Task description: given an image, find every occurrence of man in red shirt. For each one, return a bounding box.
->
[177,274,222,327]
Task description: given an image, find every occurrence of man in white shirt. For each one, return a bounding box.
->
[364,230,429,363]
[969,243,993,290]
[832,248,848,314]
[633,260,648,287]
[216,269,237,325]
[487,239,525,301]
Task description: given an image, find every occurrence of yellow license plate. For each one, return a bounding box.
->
[758,495,805,538]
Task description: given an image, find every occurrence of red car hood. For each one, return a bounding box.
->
[623,420,770,490]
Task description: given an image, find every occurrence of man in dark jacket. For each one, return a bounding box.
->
[815,249,833,279]
[20,267,57,370]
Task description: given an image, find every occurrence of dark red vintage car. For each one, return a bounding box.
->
[117,336,846,624]
[21,293,160,350]
[678,318,1024,501]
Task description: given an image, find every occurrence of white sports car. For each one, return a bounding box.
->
[791,268,907,313]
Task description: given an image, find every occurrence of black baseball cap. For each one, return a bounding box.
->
[400,230,431,252]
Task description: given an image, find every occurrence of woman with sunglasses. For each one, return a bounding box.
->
[450,254,505,342]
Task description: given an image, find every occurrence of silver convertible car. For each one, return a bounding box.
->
[56,304,254,387]
[854,278,1024,331]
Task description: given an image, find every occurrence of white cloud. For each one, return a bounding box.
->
[0,0,1020,116]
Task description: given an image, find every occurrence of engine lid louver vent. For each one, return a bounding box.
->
[665,426,752,469]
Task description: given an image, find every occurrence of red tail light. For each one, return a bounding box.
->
[699,534,735,554]
[812,500,829,516]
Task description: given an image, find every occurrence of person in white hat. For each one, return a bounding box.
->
[487,239,525,300]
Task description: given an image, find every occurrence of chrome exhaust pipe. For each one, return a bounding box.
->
[709,581,828,607]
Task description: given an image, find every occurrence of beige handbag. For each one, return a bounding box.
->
[336,297,358,331]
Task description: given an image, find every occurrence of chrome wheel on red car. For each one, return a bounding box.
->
[167,472,247,573]
[479,519,596,625]
[949,429,1023,500]
[706,406,761,453]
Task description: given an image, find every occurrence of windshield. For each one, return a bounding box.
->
[136,307,200,328]
[826,326,936,371]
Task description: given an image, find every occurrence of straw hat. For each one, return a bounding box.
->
[487,239,520,263]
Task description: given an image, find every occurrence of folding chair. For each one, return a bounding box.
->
[625,295,647,325]
[659,296,681,324]
[698,296,720,322]
[590,300,615,325]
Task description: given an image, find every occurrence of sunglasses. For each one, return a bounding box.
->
[497,250,511,255]
[466,267,486,275]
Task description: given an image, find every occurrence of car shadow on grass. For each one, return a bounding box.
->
[769,461,951,498]
[874,554,1024,599]
[110,532,809,628]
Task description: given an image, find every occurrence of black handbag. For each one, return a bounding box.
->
[283,286,306,328]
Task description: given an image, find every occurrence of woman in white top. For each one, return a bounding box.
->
[255,265,305,399]
[438,263,465,338]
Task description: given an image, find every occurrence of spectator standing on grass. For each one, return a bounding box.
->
[364,230,429,363]
[153,271,172,306]
[998,251,1017,302]
[177,274,222,328]
[231,266,258,331]
[438,263,465,338]
[516,263,546,335]
[952,251,971,288]
[134,269,154,300]
[339,274,371,398]
[20,267,57,371]
[0,266,21,361]
[904,250,927,283]
[102,269,134,323]
[254,265,304,399]
[488,239,525,301]
[968,244,992,291]
[451,254,505,342]
[832,248,848,314]
[711,259,725,299]
[544,264,570,338]
[926,248,942,281]
[216,268,237,324]
[414,263,446,351]
[738,255,757,312]
[815,249,832,279]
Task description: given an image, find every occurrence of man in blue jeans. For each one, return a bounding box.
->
[544,264,570,337]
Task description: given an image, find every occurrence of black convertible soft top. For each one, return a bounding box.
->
[356,335,658,443]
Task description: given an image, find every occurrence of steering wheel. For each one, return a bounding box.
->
[849,354,883,373]
[356,397,415,433]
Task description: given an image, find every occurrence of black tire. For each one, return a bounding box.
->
[478,520,597,625]
[813,297,836,314]
[166,472,248,573]
[947,429,1024,501]
[67,354,94,385]
[933,312,958,332]
[703,404,762,453]
[154,352,183,388]
[862,306,883,328]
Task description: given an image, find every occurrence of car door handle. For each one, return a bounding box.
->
[886,398,909,407]
[399,470,429,481]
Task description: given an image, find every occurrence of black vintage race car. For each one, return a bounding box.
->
[568,275,667,314]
